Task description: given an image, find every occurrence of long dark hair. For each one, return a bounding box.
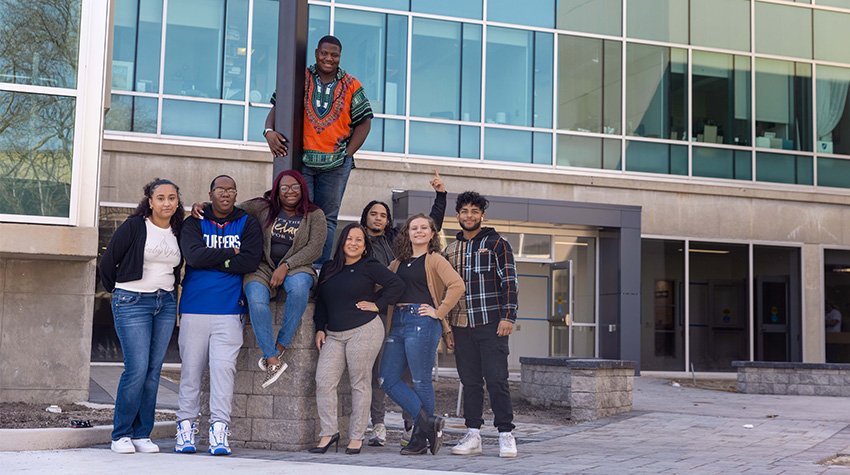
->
[359,200,397,240]
[319,223,372,286]
[393,214,441,262]
[130,178,184,236]
[250,170,320,228]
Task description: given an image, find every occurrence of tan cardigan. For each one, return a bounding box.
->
[240,199,326,297]
[387,251,465,334]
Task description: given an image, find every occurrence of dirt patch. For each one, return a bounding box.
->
[819,454,850,466]
[0,402,172,429]
[668,378,738,393]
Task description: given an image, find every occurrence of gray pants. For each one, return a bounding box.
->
[176,313,243,423]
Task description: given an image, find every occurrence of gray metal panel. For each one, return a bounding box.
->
[528,203,623,228]
[273,0,308,176]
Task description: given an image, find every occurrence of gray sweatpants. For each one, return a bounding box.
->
[176,313,243,423]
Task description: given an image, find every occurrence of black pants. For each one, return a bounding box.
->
[452,322,515,433]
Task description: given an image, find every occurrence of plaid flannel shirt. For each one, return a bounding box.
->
[443,227,518,327]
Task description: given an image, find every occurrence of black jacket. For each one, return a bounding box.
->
[100,215,183,293]
[369,191,447,266]
[179,204,263,274]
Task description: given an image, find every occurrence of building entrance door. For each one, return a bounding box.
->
[756,276,790,361]
[549,260,573,357]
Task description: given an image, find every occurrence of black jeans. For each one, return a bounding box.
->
[452,322,515,433]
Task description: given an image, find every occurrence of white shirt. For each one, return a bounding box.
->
[826,308,842,333]
[116,218,181,292]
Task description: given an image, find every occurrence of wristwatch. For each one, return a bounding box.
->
[263,128,273,137]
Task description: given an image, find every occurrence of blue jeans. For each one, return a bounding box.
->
[301,154,353,265]
[379,304,442,417]
[111,288,177,441]
[245,273,313,359]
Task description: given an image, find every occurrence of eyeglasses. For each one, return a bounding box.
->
[279,184,302,193]
[212,187,237,195]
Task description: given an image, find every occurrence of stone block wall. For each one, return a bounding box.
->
[733,361,850,397]
[519,358,636,423]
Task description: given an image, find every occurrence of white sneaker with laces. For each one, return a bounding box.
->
[174,419,198,453]
[111,437,135,454]
[499,432,517,458]
[400,423,413,447]
[451,430,482,455]
[209,421,232,455]
[368,423,387,446]
[131,438,160,453]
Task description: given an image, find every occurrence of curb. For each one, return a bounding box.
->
[0,421,175,452]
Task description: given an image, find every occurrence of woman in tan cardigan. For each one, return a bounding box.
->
[379,213,464,456]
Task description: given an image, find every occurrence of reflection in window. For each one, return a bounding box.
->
[755,2,812,60]
[0,0,81,88]
[640,239,685,371]
[692,147,751,181]
[753,246,802,362]
[488,0,554,28]
[105,95,158,134]
[755,152,813,185]
[112,0,162,92]
[250,0,281,104]
[625,141,687,175]
[755,59,812,152]
[335,9,407,116]
[626,0,687,44]
[817,157,850,188]
[411,0,482,19]
[486,28,552,128]
[410,19,481,122]
[307,5,331,64]
[815,10,850,65]
[163,0,248,100]
[0,91,75,217]
[556,0,621,36]
[558,36,621,134]
[692,52,751,146]
[409,121,479,159]
[824,249,850,363]
[626,44,687,141]
[483,129,551,164]
[816,66,850,157]
[361,118,405,153]
[690,0,750,52]
[161,100,243,140]
[338,0,408,10]
[556,135,620,170]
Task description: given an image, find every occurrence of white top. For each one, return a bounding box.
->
[826,308,842,333]
[116,218,181,293]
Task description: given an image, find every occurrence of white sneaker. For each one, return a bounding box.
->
[499,432,517,458]
[209,421,232,455]
[111,437,135,454]
[368,423,387,446]
[131,438,160,453]
[451,430,482,455]
[174,419,198,453]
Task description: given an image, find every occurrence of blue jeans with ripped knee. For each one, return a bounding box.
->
[378,304,442,416]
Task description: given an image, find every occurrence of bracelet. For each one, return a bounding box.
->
[263,128,273,137]
[442,330,453,335]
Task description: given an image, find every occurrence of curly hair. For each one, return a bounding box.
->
[130,178,185,236]
[393,214,441,262]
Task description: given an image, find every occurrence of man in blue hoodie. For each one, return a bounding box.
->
[174,175,262,456]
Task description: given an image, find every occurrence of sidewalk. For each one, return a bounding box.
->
[5,366,850,473]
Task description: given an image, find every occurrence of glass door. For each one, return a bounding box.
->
[550,260,572,357]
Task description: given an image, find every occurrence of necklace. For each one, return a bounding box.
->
[406,254,424,267]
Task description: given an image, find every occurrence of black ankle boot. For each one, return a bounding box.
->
[400,424,428,455]
[416,408,445,455]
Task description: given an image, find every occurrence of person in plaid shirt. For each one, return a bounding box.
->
[443,191,518,458]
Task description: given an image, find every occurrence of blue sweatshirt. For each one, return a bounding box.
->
[179,205,262,315]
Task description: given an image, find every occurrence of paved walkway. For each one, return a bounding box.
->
[6,367,850,473]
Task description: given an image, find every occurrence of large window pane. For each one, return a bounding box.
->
[485,28,549,127]
[105,95,158,134]
[693,52,751,146]
[755,59,812,152]
[164,0,249,100]
[556,135,621,170]
[625,141,687,175]
[0,1,81,88]
[754,246,802,362]
[819,0,850,8]
[488,0,554,28]
[824,249,850,363]
[689,242,749,372]
[307,5,330,64]
[483,128,549,164]
[690,0,750,52]
[0,91,75,217]
[815,11,850,68]
[640,239,685,371]
[250,0,281,104]
[626,0,687,44]
[816,65,850,157]
[692,147,752,180]
[755,2,812,59]
[556,0,621,36]
[558,36,621,134]
[411,0,481,19]
[817,157,850,188]
[162,99,241,140]
[626,44,687,140]
[248,105,269,142]
[755,152,813,185]
[361,118,404,153]
[409,121,479,159]
[113,0,162,93]
[411,19,481,122]
[338,0,408,10]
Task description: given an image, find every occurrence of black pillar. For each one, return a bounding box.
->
[273,0,309,176]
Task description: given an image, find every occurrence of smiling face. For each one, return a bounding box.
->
[209,176,237,218]
[314,42,341,77]
[457,203,485,233]
[408,217,434,247]
[278,175,302,212]
[365,203,388,236]
[149,184,178,223]
[343,227,366,263]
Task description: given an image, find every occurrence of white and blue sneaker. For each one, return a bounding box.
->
[208,421,232,455]
[174,419,197,454]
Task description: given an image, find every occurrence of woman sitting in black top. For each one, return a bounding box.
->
[310,223,404,454]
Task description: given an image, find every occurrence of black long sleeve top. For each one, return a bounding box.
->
[314,257,404,332]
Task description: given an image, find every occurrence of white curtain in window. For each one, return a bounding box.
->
[817,67,850,140]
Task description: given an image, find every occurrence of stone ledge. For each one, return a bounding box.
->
[732,361,850,370]
[520,357,637,370]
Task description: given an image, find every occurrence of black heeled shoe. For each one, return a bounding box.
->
[346,439,363,454]
[308,433,340,454]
